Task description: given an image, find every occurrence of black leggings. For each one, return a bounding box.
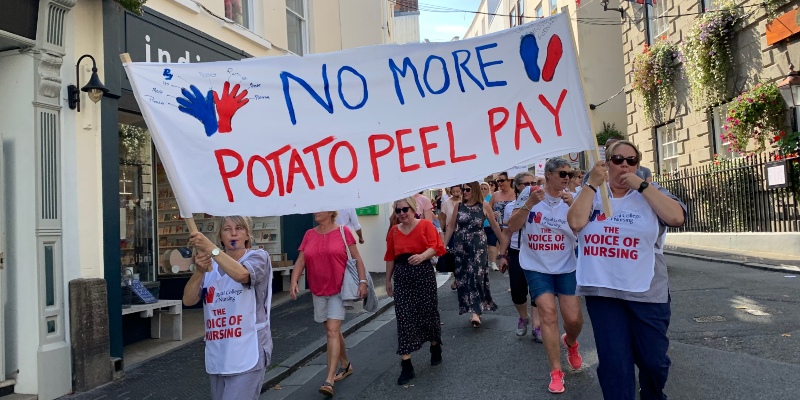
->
[508,249,535,306]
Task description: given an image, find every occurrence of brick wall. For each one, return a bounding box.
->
[620,0,800,173]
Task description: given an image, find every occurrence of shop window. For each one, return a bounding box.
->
[225,0,252,28]
[647,0,669,44]
[287,0,307,55]
[656,122,680,173]
[550,0,558,15]
[535,3,543,18]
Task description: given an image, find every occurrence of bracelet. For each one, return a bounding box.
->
[584,183,598,193]
[523,204,532,212]
[359,279,367,283]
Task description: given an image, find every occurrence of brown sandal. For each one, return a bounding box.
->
[334,363,353,382]
[319,382,334,397]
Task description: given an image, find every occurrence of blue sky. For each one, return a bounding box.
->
[417,0,483,42]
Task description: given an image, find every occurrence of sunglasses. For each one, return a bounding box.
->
[496,179,507,184]
[518,182,535,187]
[394,207,411,214]
[462,187,472,192]
[556,171,575,179]
[609,154,639,166]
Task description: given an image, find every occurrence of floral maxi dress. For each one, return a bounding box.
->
[453,202,497,315]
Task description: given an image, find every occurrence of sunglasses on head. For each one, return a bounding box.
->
[496,179,507,184]
[609,154,639,166]
[556,171,575,179]
[394,207,411,214]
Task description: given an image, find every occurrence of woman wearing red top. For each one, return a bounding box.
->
[290,211,367,397]
[385,196,446,386]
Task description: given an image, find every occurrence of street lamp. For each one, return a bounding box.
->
[68,54,109,112]
[777,64,800,108]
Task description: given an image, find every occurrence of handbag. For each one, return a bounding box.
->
[339,226,377,311]
[435,203,459,273]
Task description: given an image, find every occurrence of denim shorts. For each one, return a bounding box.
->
[523,270,577,301]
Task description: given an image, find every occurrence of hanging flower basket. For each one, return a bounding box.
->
[683,3,739,109]
[114,0,147,15]
[723,82,787,154]
[631,38,681,126]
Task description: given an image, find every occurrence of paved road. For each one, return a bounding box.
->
[264,255,800,399]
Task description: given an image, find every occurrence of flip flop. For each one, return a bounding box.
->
[471,318,481,328]
[334,362,353,382]
[319,381,334,397]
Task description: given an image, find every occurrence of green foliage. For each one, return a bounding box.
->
[596,122,625,145]
[763,0,790,21]
[723,82,786,154]
[631,38,682,126]
[114,0,147,15]
[683,3,739,109]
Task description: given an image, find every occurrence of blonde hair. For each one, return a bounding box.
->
[394,196,418,213]
[606,140,642,163]
[215,216,254,249]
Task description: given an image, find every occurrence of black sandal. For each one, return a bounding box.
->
[319,381,334,397]
[334,362,352,382]
[471,317,481,328]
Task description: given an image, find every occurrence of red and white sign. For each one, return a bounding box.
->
[123,14,595,217]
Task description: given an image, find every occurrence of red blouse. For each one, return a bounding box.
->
[384,219,446,261]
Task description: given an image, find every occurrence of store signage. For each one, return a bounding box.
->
[123,13,595,217]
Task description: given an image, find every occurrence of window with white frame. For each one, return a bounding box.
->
[225,0,252,28]
[711,103,740,159]
[286,0,306,55]
[550,0,558,15]
[657,122,680,173]
[510,5,518,26]
[535,3,543,18]
[647,0,669,44]
[518,0,525,24]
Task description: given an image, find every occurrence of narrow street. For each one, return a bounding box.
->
[265,254,799,400]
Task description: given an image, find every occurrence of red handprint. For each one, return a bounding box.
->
[213,82,249,134]
[205,286,216,304]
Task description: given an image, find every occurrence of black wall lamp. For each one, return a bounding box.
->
[68,54,109,112]
[600,0,624,19]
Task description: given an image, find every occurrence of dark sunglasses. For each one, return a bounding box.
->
[495,179,507,184]
[394,207,411,214]
[462,187,472,192]
[517,182,535,187]
[609,155,639,166]
[556,171,575,179]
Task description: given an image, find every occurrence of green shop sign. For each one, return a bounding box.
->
[356,205,380,216]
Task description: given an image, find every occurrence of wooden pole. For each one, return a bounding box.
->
[564,18,613,217]
[119,52,200,234]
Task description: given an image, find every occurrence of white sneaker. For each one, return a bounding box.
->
[491,262,499,271]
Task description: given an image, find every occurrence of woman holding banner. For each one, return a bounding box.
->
[182,216,272,400]
[289,211,368,397]
[385,196,447,385]
[499,159,583,394]
[567,140,686,400]
[443,181,505,327]
[499,171,542,341]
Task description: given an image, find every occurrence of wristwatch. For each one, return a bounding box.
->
[210,247,221,257]
[637,181,650,193]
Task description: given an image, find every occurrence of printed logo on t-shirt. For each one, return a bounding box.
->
[607,212,642,225]
[529,211,543,224]
[589,209,606,222]
[204,286,215,304]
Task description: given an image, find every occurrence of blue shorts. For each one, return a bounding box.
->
[484,227,498,246]
[523,270,577,301]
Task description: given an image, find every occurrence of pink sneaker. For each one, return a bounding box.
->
[549,369,565,394]
[561,333,582,370]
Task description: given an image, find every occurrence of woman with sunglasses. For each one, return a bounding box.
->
[567,169,583,197]
[443,181,506,327]
[498,171,543,341]
[385,196,446,385]
[499,159,583,394]
[568,140,686,400]
[489,172,515,270]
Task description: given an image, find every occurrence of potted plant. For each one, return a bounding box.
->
[723,82,787,154]
[631,38,682,125]
[596,122,625,145]
[683,2,739,109]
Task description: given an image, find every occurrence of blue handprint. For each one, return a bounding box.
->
[177,85,218,136]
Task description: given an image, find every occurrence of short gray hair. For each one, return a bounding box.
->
[513,171,534,187]
[545,158,571,173]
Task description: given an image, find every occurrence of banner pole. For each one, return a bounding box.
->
[120,52,200,235]
[564,18,613,217]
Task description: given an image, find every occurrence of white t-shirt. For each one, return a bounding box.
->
[336,208,361,233]
[441,199,458,226]
[515,187,577,274]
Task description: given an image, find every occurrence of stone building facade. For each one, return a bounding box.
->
[621,0,800,173]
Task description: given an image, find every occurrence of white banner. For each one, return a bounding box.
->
[124,13,594,217]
